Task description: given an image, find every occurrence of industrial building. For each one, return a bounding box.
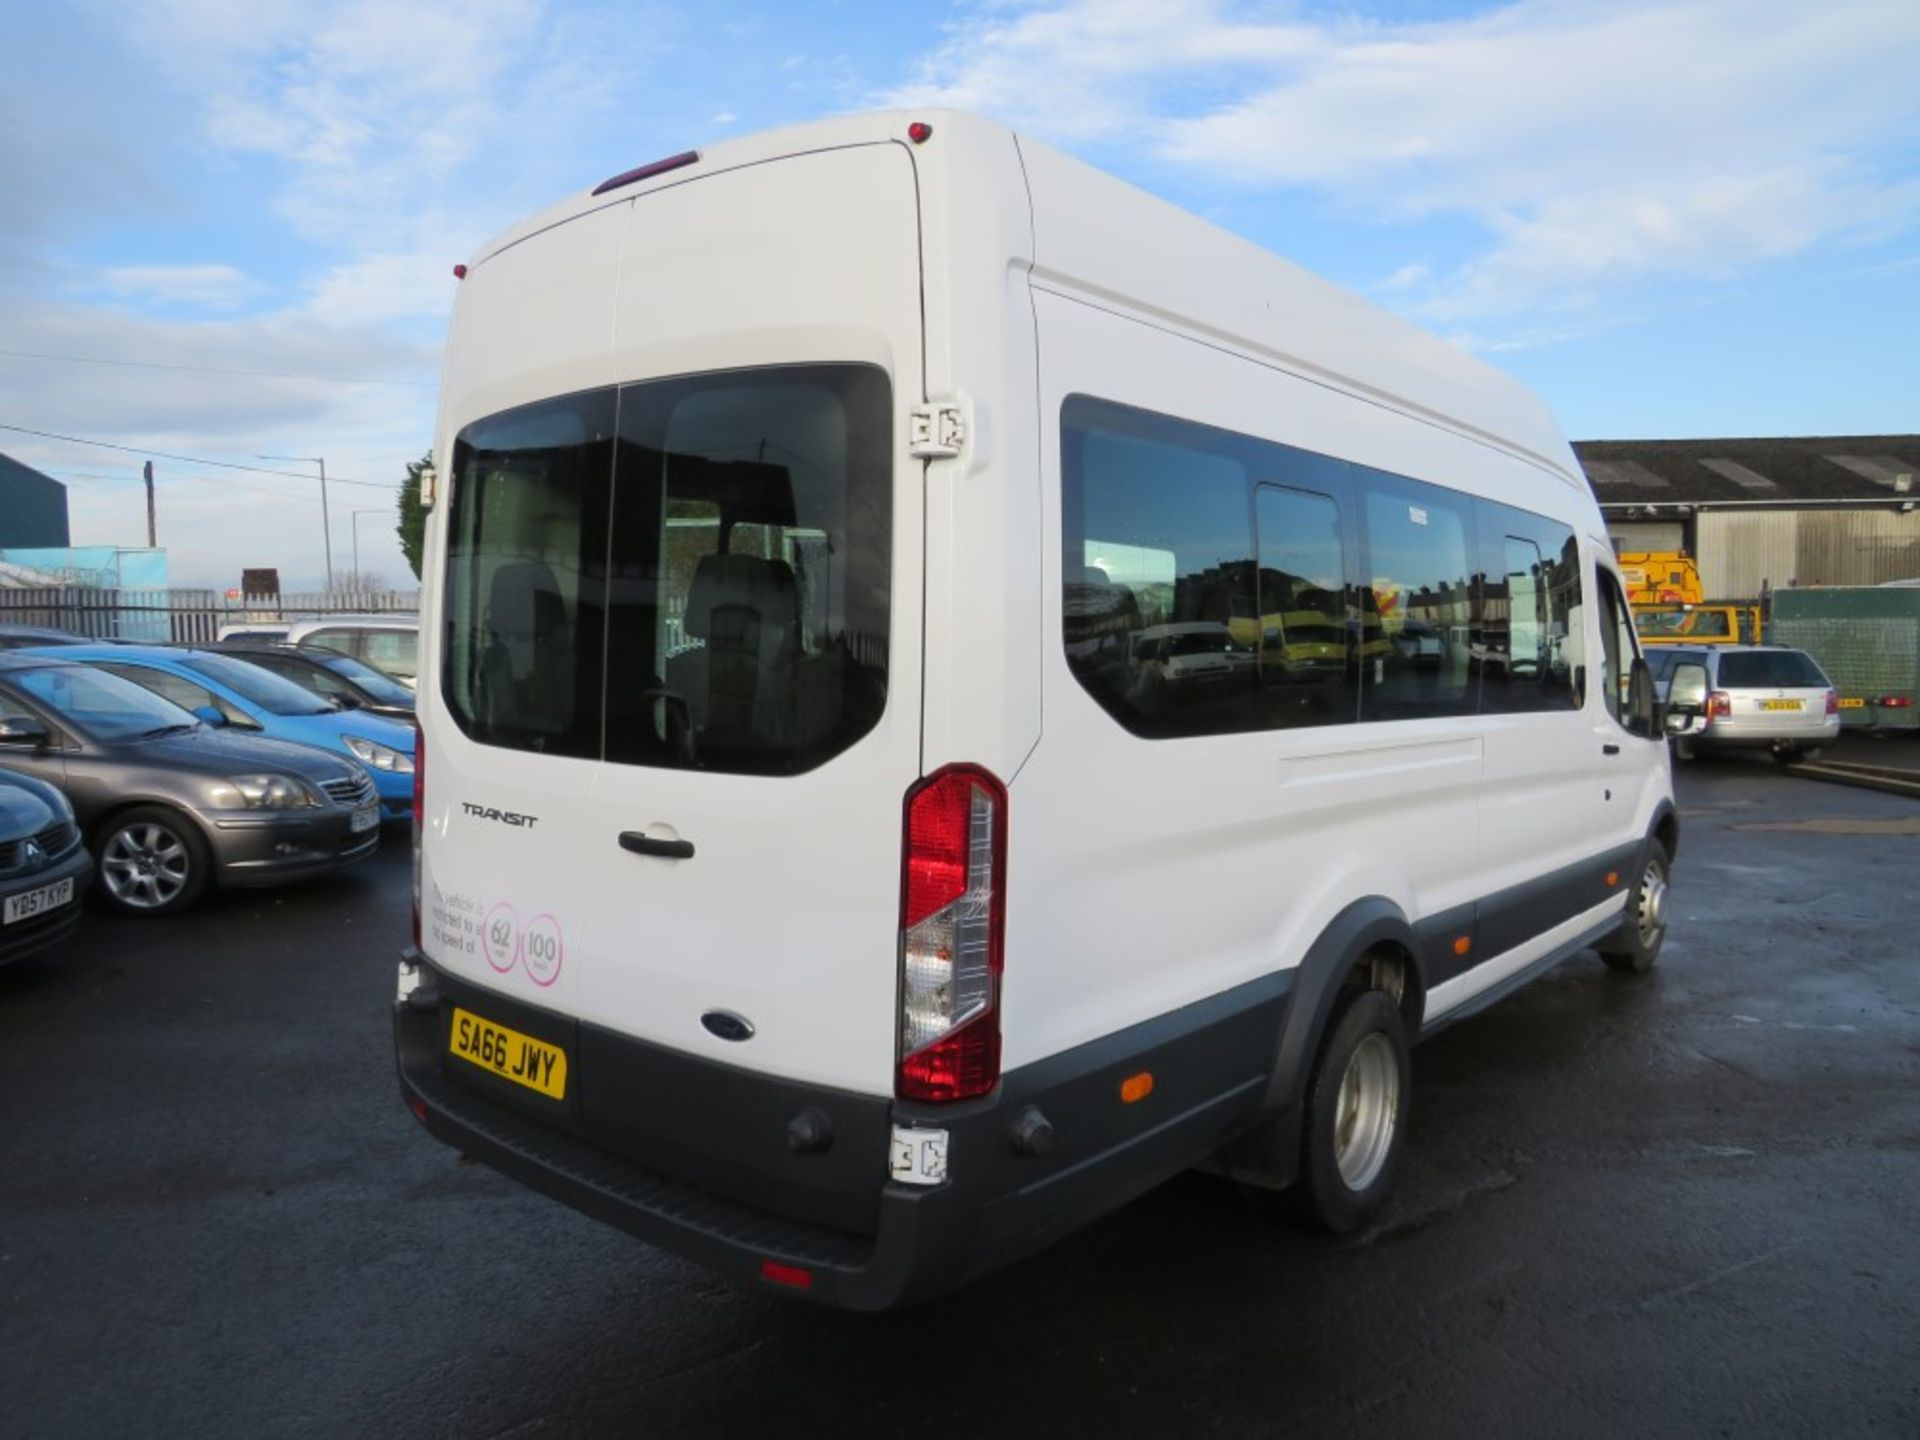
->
[1577,435,1920,597]
[0,452,72,548]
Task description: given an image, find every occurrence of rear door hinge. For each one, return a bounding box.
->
[909,402,967,461]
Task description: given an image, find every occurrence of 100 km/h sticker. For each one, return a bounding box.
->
[448,1006,567,1099]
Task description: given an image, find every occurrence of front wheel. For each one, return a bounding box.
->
[1294,989,1412,1233]
[1600,838,1670,974]
[94,806,211,916]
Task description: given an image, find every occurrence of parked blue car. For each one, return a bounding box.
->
[24,644,416,822]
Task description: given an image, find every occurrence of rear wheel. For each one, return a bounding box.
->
[1600,838,1669,974]
[1293,989,1411,1233]
[94,806,211,916]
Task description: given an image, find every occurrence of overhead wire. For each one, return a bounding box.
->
[0,422,397,489]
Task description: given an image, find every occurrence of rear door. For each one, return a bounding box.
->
[1715,649,1834,739]
[429,144,924,1098]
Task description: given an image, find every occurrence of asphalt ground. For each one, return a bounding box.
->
[3,762,1917,1440]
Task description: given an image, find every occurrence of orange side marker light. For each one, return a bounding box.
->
[1120,1072,1154,1104]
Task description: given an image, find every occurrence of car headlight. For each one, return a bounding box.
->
[343,735,414,773]
[212,774,322,809]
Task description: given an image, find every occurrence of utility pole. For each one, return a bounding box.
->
[347,507,387,585]
[258,454,333,590]
[142,460,157,547]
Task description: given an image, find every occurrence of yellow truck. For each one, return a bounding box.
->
[1617,551,1760,645]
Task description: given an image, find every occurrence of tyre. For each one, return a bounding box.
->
[1293,988,1411,1233]
[94,806,212,916]
[1599,837,1670,974]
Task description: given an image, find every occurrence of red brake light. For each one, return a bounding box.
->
[1707,691,1733,720]
[591,150,699,196]
[898,765,1007,1103]
[1881,695,1913,709]
[1826,690,1839,715]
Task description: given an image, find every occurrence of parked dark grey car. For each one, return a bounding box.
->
[0,653,379,915]
[0,768,91,964]
[214,644,416,721]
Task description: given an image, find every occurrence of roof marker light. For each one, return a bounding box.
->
[908,121,933,144]
[592,149,700,196]
[452,264,467,279]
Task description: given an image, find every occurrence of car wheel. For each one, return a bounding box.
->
[1600,838,1670,974]
[94,806,211,916]
[1293,988,1411,1234]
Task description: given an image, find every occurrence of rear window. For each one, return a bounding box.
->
[443,365,891,774]
[1718,650,1829,688]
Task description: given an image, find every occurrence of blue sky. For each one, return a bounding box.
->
[3,0,1916,589]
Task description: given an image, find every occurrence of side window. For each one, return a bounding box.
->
[1475,507,1581,714]
[360,630,418,679]
[1596,566,1640,725]
[93,663,255,727]
[1357,471,1473,720]
[1061,398,1256,739]
[1254,484,1355,727]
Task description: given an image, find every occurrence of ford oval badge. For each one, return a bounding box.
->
[701,1010,755,1042]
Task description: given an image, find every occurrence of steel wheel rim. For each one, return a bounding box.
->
[1636,859,1669,949]
[1333,1031,1400,1192]
[101,822,191,909]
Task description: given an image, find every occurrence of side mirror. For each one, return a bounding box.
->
[192,705,228,728]
[0,714,51,749]
[1667,662,1709,716]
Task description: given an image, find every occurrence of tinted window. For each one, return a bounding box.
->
[360,630,418,680]
[1359,472,1473,720]
[444,366,891,774]
[1255,484,1356,726]
[1062,398,1257,738]
[180,653,335,715]
[9,664,198,741]
[443,388,616,760]
[1718,651,1829,688]
[1475,508,1581,713]
[1597,567,1639,724]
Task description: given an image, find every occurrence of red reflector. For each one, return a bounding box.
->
[407,1096,429,1124]
[592,149,699,196]
[759,1260,812,1290]
[898,1017,1002,1103]
[1882,696,1913,708]
[452,264,467,279]
[908,121,933,144]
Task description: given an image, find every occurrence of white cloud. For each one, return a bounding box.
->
[97,263,261,308]
[885,0,1920,324]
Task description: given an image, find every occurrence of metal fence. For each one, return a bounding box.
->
[0,586,419,646]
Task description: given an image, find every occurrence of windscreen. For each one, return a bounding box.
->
[443,364,891,774]
[1718,651,1829,688]
[7,663,198,741]
[181,652,335,715]
[311,651,414,705]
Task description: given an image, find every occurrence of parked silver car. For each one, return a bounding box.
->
[1653,645,1841,762]
[0,653,379,915]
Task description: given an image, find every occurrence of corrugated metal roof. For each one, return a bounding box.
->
[1577,435,1920,505]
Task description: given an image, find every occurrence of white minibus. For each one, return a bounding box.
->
[395,111,1676,1308]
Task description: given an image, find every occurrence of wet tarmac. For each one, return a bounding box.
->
[2,761,1916,1438]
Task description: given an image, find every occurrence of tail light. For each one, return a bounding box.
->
[897,765,1007,1103]
[411,722,425,948]
[1826,691,1839,715]
[1881,695,1913,709]
[1706,691,1732,721]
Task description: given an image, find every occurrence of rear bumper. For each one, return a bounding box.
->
[1693,714,1841,749]
[395,953,1289,1309]
[0,845,93,966]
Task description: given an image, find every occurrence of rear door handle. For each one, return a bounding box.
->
[1602,743,1621,756]
[620,832,694,860]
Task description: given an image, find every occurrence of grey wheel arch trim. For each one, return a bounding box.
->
[1220,897,1421,1192]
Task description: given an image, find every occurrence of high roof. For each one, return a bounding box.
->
[1576,436,1920,506]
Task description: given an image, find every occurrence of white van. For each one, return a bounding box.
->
[395,111,1676,1308]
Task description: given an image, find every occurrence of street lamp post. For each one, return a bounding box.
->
[347,507,387,586]
[258,454,332,591]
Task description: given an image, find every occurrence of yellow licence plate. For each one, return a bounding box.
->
[448,1006,568,1099]
[1838,697,1866,709]
[1760,699,1803,711]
